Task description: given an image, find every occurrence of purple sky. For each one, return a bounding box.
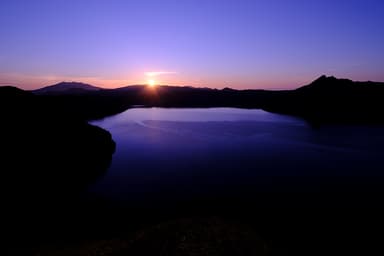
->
[1,0,383,90]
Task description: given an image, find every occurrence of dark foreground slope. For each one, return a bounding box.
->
[0,86,115,196]
[0,86,116,252]
[0,86,117,209]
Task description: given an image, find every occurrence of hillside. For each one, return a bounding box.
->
[261,75,384,124]
[0,86,115,199]
[33,81,101,95]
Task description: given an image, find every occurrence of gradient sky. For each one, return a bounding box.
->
[1,0,383,90]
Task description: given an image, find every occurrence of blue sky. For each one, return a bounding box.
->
[1,0,383,89]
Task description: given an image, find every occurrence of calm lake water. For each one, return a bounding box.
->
[90,108,384,206]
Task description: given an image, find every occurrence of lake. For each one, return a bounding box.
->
[89,107,384,207]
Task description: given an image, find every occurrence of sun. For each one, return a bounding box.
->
[147,79,156,87]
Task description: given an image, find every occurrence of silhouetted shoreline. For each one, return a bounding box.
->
[26,75,384,124]
[2,76,384,255]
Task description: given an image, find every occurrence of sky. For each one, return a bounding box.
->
[0,0,383,90]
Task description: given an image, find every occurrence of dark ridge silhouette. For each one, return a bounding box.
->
[261,75,384,125]
[28,75,384,125]
[33,81,101,95]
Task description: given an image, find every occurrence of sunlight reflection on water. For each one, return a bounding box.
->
[90,108,384,203]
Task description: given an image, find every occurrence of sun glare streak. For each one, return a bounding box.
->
[146,71,176,77]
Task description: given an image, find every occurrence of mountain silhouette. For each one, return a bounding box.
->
[261,75,384,124]
[33,81,101,95]
[25,75,384,124]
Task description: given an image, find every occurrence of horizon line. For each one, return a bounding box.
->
[2,75,384,91]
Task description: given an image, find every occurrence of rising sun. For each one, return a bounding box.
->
[147,79,156,87]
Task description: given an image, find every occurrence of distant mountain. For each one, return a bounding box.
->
[261,75,384,124]
[33,81,101,95]
[112,85,147,91]
[295,75,383,92]
[10,75,384,124]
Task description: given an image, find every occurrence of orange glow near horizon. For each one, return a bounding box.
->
[0,72,323,90]
[147,79,156,87]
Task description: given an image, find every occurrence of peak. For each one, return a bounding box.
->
[296,75,355,92]
[309,75,353,86]
[0,86,32,99]
[0,85,22,90]
[312,75,353,85]
[54,81,93,86]
[33,81,101,95]
[313,75,337,83]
